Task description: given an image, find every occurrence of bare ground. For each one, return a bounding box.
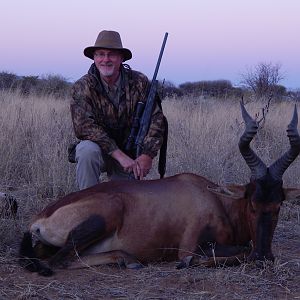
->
[0,200,299,300]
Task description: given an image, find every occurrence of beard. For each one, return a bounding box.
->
[98,64,115,77]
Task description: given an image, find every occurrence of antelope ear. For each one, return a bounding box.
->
[207,185,245,199]
[283,188,300,203]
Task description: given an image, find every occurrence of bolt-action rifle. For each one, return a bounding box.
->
[125,33,168,177]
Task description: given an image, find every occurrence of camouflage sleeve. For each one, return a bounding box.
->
[141,93,165,158]
[70,78,118,154]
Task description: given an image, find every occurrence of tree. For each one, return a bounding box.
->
[241,62,284,98]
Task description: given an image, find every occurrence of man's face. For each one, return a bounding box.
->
[93,49,123,78]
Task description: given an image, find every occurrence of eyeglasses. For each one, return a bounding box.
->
[94,51,121,60]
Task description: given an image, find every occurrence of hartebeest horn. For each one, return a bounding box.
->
[239,102,267,179]
[269,105,300,180]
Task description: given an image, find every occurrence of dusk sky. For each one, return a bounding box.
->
[1,0,299,89]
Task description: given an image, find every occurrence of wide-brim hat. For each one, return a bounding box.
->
[84,30,132,61]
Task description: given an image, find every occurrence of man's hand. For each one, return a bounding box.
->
[111,150,152,180]
[111,149,140,179]
[135,154,152,180]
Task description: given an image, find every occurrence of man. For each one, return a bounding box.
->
[71,30,165,190]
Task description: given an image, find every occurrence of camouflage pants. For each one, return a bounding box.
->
[75,140,134,190]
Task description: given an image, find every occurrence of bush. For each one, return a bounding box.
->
[179,80,242,98]
[158,80,183,98]
[0,71,72,98]
[0,72,19,90]
[37,74,72,98]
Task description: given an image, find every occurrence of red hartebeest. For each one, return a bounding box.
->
[19,103,300,276]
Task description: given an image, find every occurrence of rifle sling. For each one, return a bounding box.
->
[158,116,168,178]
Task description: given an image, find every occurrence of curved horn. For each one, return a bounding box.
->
[239,102,267,179]
[269,105,300,180]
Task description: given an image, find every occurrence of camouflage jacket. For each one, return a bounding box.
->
[70,63,165,158]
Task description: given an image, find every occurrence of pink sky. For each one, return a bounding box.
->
[1,0,299,89]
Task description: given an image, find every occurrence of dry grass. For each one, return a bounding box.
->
[0,90,76,196]
[163,95,300,186]
[0,90,299,299]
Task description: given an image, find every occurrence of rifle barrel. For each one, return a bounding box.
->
[151,32,168,82]
[126,32,168,158]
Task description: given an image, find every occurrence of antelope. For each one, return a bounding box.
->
[19,103,300,276]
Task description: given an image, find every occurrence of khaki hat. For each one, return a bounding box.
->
[84,30,132,61]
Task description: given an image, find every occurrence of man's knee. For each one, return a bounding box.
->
[76,141,101,162]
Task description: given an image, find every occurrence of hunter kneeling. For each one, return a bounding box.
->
[69,30,168,189]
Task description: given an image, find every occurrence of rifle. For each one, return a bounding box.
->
[125,32,168,171]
